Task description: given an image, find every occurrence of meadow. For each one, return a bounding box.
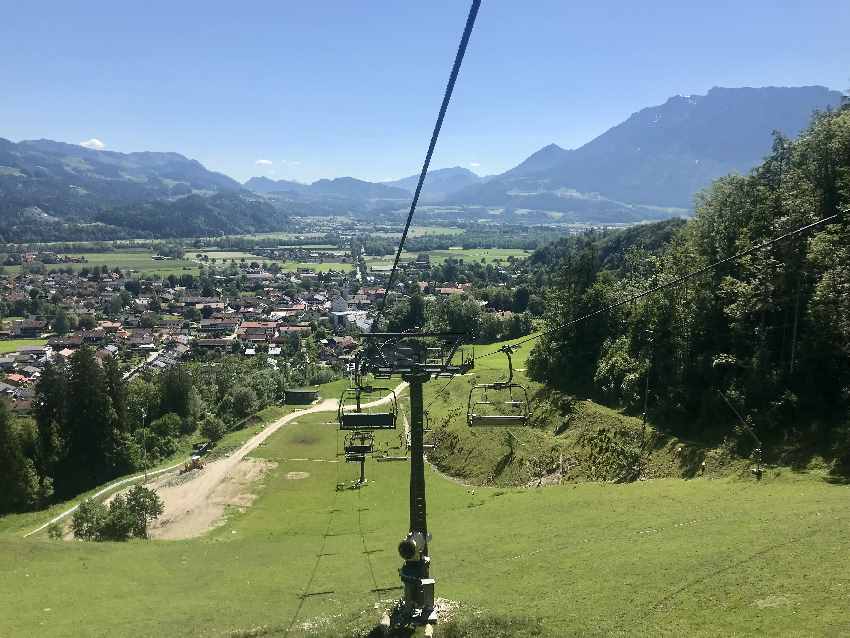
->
[194,250,353,274]
[2,341,849,636]
[0,338,48,353]
[366,247,531,270]
[35,250,200,277]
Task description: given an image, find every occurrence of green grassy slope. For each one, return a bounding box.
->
[2,399,849,636]
[424,337,765,487]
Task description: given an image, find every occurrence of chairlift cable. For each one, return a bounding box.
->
[372,0,482,331]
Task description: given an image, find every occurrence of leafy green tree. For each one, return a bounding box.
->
[0,403,39,512]
[200,413,226,442]
[124,485,164,539]
[63,347,116,493]
[71,498,108,541]
[159,366,195,421]
[53,309,71,335]
[230,386,258,419]
[34,361,67,495]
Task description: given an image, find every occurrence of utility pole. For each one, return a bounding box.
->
[642,329,653,428]
[397,371,436,626]
[141,409,148,483]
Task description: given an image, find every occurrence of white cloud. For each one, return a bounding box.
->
[79,138,105,150]
[255,159,273,166]
[469,161,481,168]
[281,159,302,167]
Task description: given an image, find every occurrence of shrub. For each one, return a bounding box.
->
[230,386,258,419]
[47,521,64,540]
[70,486,163,542]
[200,414,226,443]
[71,499,108,541]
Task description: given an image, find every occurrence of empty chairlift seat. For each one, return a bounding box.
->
[338,385,398,430]
[467,384,530,427]
[344,431,375,457]
[466,344,531,427]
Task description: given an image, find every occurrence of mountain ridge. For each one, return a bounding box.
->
[451,85,843,210]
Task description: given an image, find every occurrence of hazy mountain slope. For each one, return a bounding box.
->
[243,176,309,194]
[308,176,408,199]
[451,86,844,210]
[382,166,483,201]
[244,175,408,200]
[0,138,284,239]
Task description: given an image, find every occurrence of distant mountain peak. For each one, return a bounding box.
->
[451,85,843,213]
[381,166,485,201]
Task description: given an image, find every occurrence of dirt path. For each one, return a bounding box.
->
[146,383,408,539]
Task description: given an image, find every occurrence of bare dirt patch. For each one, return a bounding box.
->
[148,458,276,540]
[285,471,310,480]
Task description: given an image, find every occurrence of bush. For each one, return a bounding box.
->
[71,499,108,541]
[200,414,226,442]
[70,486,163,542]
[47,521,64,540]
[125,485,164,538]
[100,494,135,541]
[230,386,258,419]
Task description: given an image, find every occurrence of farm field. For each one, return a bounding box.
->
[194,250,352,273]
[29,250,200,277]
[366,247,531,269]
[3,347,849,636]
[370,226,465,238]
[0,338,48,353]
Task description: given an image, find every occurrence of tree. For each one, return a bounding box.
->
[53,309,71,335]
[63,347,116,493]
[200,414,226,443]
[147,413,181,458]
[0,402,39,513]
[159,367,195,421]
[34,361,67,496]
[230,386,258,419]
[100,493,136,541]
[71,486,163,541]
[124,485,164,539]
[71,498,108,541]
[513,287,530,313]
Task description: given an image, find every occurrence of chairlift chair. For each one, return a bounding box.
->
[338,384,398,430]
[344,431,375,457]
[467,345,530,427]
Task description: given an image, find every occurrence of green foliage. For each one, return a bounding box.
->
[70,486,163,542]
[230,386,259,420]
[46,521,64,540]
[200,413,226,442]
[146,413,181,458]
[0,403,40,512]
[529,107,850,448]
[70,498,108,541]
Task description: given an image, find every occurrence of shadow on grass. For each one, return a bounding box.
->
[355,615,554,638]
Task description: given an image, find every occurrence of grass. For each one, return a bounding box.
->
[195,251,352,274]
[2,348,849,636]
[15,250,202,277]
[0,338,48,353]
[365,247,531,270]
[2,406,849,637]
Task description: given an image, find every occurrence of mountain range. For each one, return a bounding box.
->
[0,85,843,241]
[451,85,844,212]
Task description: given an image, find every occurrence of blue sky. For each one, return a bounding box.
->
[2,1,848,183]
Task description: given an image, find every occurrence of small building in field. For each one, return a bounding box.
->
[284,387,319,405]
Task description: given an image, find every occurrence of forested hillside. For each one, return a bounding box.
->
[527,106,850,464]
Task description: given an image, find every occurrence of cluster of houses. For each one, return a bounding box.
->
[0,251,517,413]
